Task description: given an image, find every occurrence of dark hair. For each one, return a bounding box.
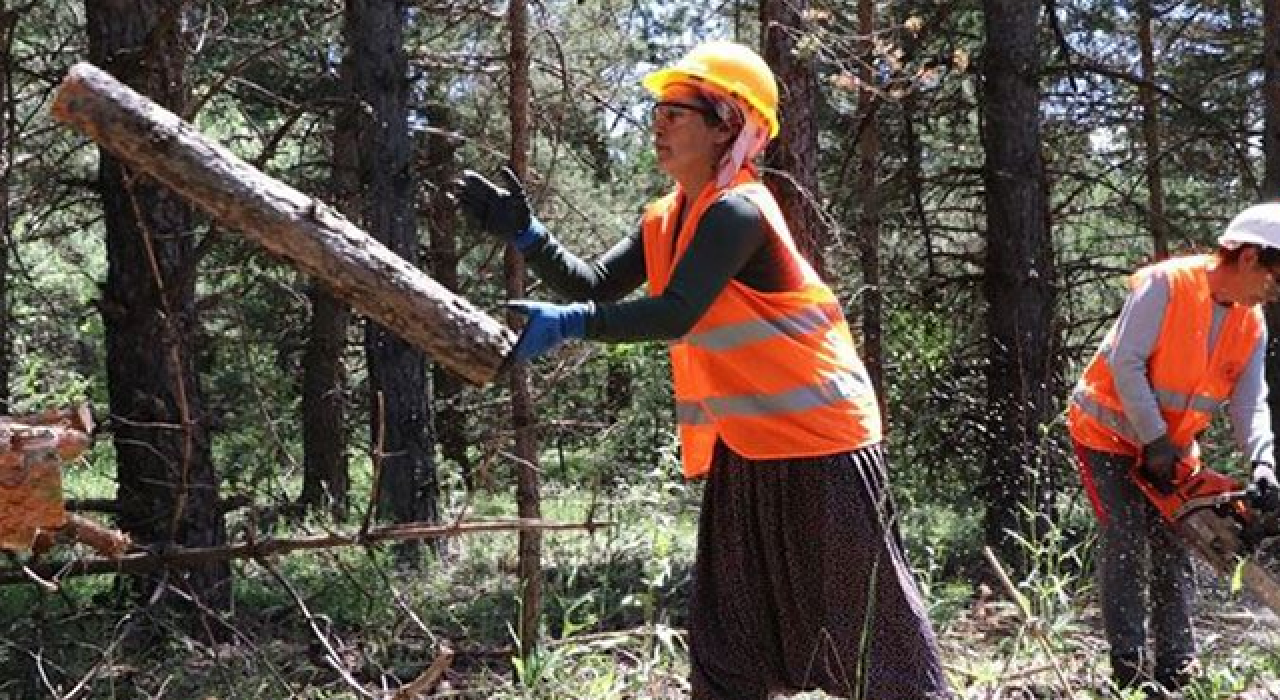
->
[1218,243,1280,267]
[690,96,725,129]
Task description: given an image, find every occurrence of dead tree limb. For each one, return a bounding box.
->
[52,62,515,385]
[391,645,454,700]
[0,517,609,586]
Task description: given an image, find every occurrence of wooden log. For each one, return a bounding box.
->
[62,514,131,559]
[52,62,515,386]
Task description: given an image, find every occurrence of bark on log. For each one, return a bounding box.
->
[52,62,515,386]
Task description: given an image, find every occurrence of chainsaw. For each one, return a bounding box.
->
[1134,460,1280,614]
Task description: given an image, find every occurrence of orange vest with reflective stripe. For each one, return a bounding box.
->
[1068,255,1263,457]
[641,169,882,478]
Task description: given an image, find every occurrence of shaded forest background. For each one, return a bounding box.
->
[2,0,1280,698]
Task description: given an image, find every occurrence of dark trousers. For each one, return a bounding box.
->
[1076,445,1196,671]
[688,441,952,699]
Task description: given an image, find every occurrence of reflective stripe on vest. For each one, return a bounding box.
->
[684,302,843,351]
[1070,387,1141,445]
[1070,387,1198,458]
[1094,340,1233,415]
[677,367,873,426]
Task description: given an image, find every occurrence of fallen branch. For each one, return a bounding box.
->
[52,62,515,385]
[259,555,376,699]
[0,517,610,586]
[982,546,1077,699]
[392,645,454,700]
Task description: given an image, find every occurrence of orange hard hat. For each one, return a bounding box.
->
[642,41,780,138]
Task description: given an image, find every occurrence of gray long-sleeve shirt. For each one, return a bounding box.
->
[1106,270,1275,465]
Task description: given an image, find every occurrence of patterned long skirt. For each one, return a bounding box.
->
[688,440,952,699]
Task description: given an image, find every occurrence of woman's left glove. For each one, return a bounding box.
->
[450,166,545,252]
[1251,462,1280,513]
[506,300,591,363]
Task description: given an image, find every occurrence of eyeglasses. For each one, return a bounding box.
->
[650,100,719,126]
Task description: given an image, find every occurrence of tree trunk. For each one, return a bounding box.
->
[342,0,437,557]
[855,0,883,399]
[53,62,517,385]
[760,0,827,275]
[1137,0,1168,258]
[1261,0,1280,453]
[507,0,543,661]
[423,104,472,488]
[299,287,350,518]
[298,68,361,518]
[979,0,1058,564]
[0,2,12,413]
[85,0,229,608]
[1265,0,1280,198]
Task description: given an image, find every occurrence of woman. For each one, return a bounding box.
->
[1068,203,1280,696]
[453,41,951,699]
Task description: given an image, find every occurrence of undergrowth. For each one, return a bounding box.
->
[1,470,1278,699]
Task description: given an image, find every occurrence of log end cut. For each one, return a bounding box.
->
[50,63,104,128]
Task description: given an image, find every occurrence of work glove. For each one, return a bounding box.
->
[1250,462,1280,513]
[506,300,591,364]
[1140,434,1179,495]
[450,166,545,252]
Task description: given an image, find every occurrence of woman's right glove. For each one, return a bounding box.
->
[1140,434,1179,495]
[1251,462,1280,513]
[505,300,590,363]
[450,166,545,252]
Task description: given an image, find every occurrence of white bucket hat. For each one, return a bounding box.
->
[1219,202,1280,250]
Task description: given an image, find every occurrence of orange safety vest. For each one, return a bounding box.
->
[1068,255,1263,457]
[641,169,881,478]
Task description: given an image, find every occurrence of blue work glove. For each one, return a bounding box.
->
[1250,462,1280,513]
[506,300,591,363]
[1141,434,1179,495]
[449,166,545,252]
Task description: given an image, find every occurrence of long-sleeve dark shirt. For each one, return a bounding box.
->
[524,192,804,342]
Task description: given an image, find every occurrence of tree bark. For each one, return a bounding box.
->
[422,104,472,488]
[980,0,1058,563]
[0,2,12,413]
[53,62,516,385]
[299,287,351,518]
[298,60,361,518]
[507,0,543,661]
[1264,0,1280,198]
[760,0,827,275]
[85,0,229,608]
[1137,0,1168,258]
[342,0,437,556]
[855,0,883,399]
[1261,0,1280,453]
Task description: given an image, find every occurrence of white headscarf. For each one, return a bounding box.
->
[703,92,772,187]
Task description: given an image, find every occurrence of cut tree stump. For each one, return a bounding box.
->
[52,62,516,386]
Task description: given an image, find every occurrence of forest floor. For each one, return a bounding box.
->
[3,484,1280,699]
[933,571,1280,699]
